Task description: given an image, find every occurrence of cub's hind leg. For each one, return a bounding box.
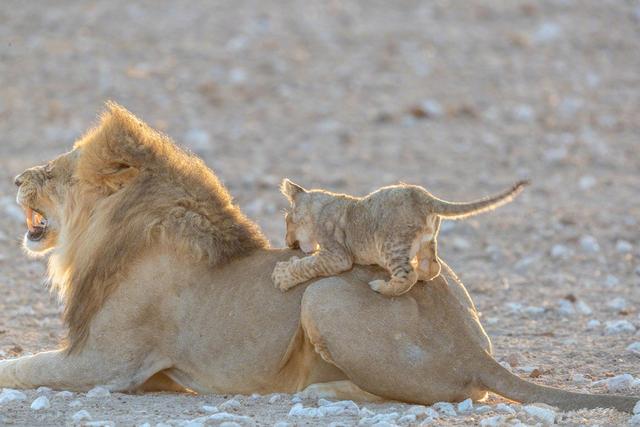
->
[417,217,442,281]
[369,237,419,297]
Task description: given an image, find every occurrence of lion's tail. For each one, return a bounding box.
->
[477,351,637,412]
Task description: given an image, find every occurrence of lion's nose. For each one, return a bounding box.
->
[14,174,24,187]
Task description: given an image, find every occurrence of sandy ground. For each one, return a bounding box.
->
[0,1,639,425]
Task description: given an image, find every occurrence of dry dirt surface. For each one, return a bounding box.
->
[1,1,639,426]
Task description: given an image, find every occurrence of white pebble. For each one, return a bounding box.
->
[533,22,561,43]
[457,398,473,413]
[550,244,571,258]
[268,394,281,404]
[616,240,633,253]
[630,414,640,426]
[0,388,27,404]
[586,319,601,330]
[406,405,439,419]
[604,320,636,335]
[290,395,302,403]
[572,374,589,384]
[607,297,627,311]
[578,175,596,190]
[273,422,291,427]
[523,404,556,424]
[419,99,444,118]
[87,386,110,398]
[397,414,417,424]
[359,407,375,417]
[30,396,50,410]
[219,422,241,427]
[627,342,640,356]
[495,403,516,415]
[557,299,575,316]
[69,399,83,407]
[480,415,507,427]
[219,398,241,411]
[36,386,52,394]
[55,390,74,399]
[576,301,592,315]
[433,402,457,417]
[513,104,535,122]
[202,405,218,413]
[634,400,640,414]
[605,274,620,287]
[475,405,492,414]
[207,412,252,424]
[579,235,600,253]
[524,306,545,316]
[72,410,92,423]
[183,129,211,152]
[603,374,640,393]
[358,412,399,425]
[85,422,114,427]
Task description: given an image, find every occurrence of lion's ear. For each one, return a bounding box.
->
[99,163,139,192]
[280,179,306,202]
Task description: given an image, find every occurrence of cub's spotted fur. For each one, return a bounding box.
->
[273,180,528,296]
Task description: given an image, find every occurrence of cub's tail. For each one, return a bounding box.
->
[478,351,637,412]
[428,180,529,219]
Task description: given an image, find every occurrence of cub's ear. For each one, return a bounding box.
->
[98,163,139,193]
[280,178,307,202]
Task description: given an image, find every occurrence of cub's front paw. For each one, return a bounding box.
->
[272,261,300,291]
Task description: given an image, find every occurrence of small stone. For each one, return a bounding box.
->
[229,68,247,84]
[604,374,639,393]
[576,301,592,315]
[87,386,110,398]
[604,320,636,335]
[505,302,524,314]
[457,398,473,413]
[184,129,211,152]
[31,396,50,410]
[273,422,291,427]
[579,235,600,253]
[631,414,640,426]
[0,388,27,404]
[268,394,281,404]
[495,403,516,415]
[55,391,74,399]
[633,400,640,414]
[433,402,457,417]
[290,395,302,403]
[475,405,492,414]
[533,22,561,43]
[418,99,444,118]
[523,404,556,424]
[550,244,571,258]
[397,414,417,424]
[72,410,92,423]
[627,342,640,356]
[406,405,439,419]
[608,297,627,311]
[480,415,507,427]
[202,405,218,413]
[578,175,596,190]
[572,374,589,384]
[85,421,114,427]
[524,306,545,316]
[557,299,575,316]
[513,104,535,122]
[605,275,620,287]
[69,399,83,407]
[615,240,633,253]
[36,386,52,394]
[219,398,241,411]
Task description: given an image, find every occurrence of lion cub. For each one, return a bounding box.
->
[272,179,528,296]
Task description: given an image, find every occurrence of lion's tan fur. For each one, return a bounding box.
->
[30,103,268,353]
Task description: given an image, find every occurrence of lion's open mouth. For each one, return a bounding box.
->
[24,207,48,241]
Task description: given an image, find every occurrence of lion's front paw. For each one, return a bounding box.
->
[368,279,386,293]
[272,261,300,291]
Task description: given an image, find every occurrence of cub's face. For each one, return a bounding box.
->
[14,150,78,255]
[284,202,318,254]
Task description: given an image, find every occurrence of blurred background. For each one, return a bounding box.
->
[0,0,638,396]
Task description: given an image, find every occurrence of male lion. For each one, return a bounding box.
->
[0,103,636,413]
